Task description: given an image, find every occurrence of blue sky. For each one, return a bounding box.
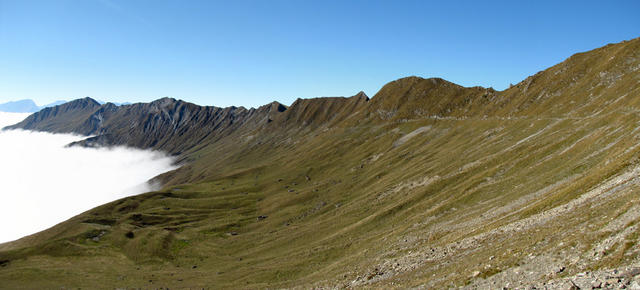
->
[0,0,638,108]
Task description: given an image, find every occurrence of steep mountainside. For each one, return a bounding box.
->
[1,37,640,289]
[7,98,101,132]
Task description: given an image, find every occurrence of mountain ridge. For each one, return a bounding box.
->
[1,37,640,289]
[6,36,640,188]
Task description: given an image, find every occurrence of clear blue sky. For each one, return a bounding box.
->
[0,0,638,108]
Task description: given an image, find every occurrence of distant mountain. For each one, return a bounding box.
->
[0,99,67,113]
[0,100,39,113]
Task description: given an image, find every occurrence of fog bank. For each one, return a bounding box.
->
[0,112,177,243]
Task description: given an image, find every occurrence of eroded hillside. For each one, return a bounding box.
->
[1,37,639,288]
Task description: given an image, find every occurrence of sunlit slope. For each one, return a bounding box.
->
[0,37,639,288]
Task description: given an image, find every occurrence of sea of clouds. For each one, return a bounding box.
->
[0,112,177,243]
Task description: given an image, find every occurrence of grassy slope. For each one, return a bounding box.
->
[1,38,639,288]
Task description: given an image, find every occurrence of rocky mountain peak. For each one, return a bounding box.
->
[65,97,101,109]
[352,91,369,101]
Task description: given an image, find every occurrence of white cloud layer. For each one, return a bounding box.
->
[0,112,178,243]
